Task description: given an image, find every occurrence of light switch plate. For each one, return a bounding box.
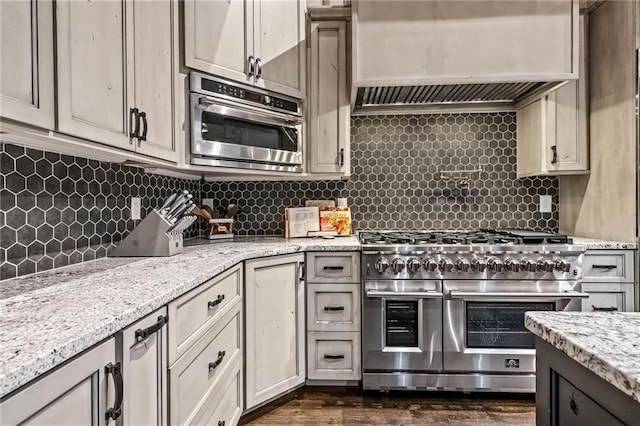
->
[539,195,552,213]
[131,197,141,220]
[202,198,214,210]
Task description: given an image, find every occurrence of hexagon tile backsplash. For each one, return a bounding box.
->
[1,112,559,280]
[0,142,200,280]
[203,113,558,235]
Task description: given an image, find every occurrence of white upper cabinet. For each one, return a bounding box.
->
[307,20,349,175]
[0,0,55,129]
[516,15,588,177]
[184,0,306,99]
[352,0,579,86]
[253,0,306,98]
[184,0,252,85]
[56,0,134,150]
[56,0,178,162]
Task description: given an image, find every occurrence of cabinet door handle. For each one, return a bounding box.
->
[339,148,345,166]
[592,264,617,269]
[129,108,140,139]
[550,145,558,164]
[256,58,262,79]
[592,305,618,312]
[323,306,345,312]
[247,55,255,77]
[323,266,344,271]
[139,111,148,142]
[105,362,123,421]
[299,262,305,282]
[134,315,168,342]
[209,350,226,371]
[323,354,345,360]
[207,294,225,309]
[218,421,226,426]
[569,396,579,415]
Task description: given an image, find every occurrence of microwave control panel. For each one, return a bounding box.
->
[201,77,300,115]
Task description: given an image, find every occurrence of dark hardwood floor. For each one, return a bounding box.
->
[243,387,536,425]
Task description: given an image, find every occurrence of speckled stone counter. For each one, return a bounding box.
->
[0,236,360,398]
[571,237,637,250]
[525,312,640,403]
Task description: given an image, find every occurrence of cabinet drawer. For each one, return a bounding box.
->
[582,282,635,312]
[169,303,241,425]
[191,356,243,426]
[582,251,634,283]
[307,284,360,332]
[307,332,361,381]
[556,375,624,426]
[306,252,360,283]
[168,264,242,364]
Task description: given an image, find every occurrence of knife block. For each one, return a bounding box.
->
[110,210,196,257]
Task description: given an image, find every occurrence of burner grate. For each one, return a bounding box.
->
[358,229,570,245]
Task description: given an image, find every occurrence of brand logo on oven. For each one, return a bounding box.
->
[505,358,520,369]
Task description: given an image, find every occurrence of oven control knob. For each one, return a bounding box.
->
[553,259,571,273]
[438,258,454,273]
[537,259,554,273]
[374,258,389,274]
[471,258,487,272]
[454,258,470,273]
[504,258,520,272]
[263,95,271,105]
[407,257,421,273]
[487,258,503,272]
[520,258,537,272]
[392,258,406,273]
[423,258,438,272]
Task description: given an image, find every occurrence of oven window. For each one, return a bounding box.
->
[385,300,419,347]
[466,302,554,349]
[200,112,298,152]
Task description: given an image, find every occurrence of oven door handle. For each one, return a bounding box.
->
[366,291,444,299]
[448,291,590,300]
[197,96,302,125]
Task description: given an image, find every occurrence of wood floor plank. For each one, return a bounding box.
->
[244,387,535,425]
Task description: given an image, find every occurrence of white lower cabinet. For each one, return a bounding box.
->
[307,332,361,381]
[581,249,635,312]
[117,307,168,426]
[244,254,306,411]
[0,338,118,425]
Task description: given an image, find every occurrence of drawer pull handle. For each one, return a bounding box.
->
[105,362,123,421]
[324,306,345,312]
[323,354,345,360]
[209,351,226,371]
[592,264,617,270]
[134,315,168,342]
[323,266,344,271]
[218,422,226,426]
[569,396,579,415]
[592,305,618,312]
[208,294,225,309]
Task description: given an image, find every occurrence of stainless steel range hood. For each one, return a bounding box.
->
[352,81,567,115]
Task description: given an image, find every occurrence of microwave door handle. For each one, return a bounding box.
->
[197,97,301,126]
[366,291,444,299]
[448,291,590,300]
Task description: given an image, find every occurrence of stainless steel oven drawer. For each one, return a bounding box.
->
[582,250,635,283]
[306,252,360,283]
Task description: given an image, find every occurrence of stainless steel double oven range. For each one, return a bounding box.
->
[360,230,586,393]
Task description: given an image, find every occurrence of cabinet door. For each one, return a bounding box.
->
[253,0,306,98]
[130,0,178,162]
[244,253,305,410]
[184,0,252,85]
[308,21,349,174]
[56,0,134,149]
[0,339,117,425]
[0,0,55,129]
[118,307,168,426]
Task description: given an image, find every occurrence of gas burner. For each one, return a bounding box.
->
[358,229,572,246]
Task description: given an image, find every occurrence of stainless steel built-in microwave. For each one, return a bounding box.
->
[190,72,304,173]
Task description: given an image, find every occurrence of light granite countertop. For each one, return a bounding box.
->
[570,237,637,250]
[525,312,640,403]
[0,235,360,398]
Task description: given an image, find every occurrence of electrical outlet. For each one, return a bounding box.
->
[131,197,141,220]
[202,198,214,210]
[539,195,552,213]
